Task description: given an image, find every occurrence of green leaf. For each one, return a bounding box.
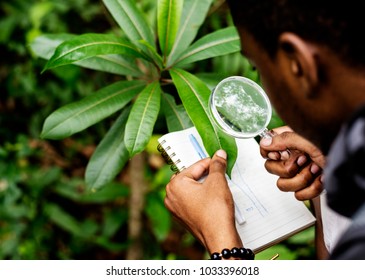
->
[125,81,161,156]
[162,92,193,132]
[45,204,85,237]
[43,33,149,72]
[268,109,285,130]
[287,227,315,244]
[167,0,213,66]
[85,107,131,191]
[195,73,228,90]
[30,34,76,59]
[174,26,241,67]
[135,40,164,69]
[102,209,128,238]
[41,80,146,139]
[103,0,155,47]
[81,183,129,203]
[157,0,183,60]
[170,68,237,175]
[145,193,171,241]
[31,34,143,77]
[255,244,297,260]
[54,181,129,204]
[80,55,144,77]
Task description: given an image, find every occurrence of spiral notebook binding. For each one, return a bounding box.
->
[157,142,181,173]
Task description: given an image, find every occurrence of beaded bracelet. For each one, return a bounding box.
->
[210,247,255,260]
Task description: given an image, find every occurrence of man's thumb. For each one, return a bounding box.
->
[209,150,227,175]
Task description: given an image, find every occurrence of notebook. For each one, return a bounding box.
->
[158,126,316,253]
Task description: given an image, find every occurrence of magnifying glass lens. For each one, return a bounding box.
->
[209,76,272,138]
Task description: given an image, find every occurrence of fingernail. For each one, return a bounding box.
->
[260,137,272,146]
[310,164,320,175]
[216,149,227,160]
[268,152,280,160]
[280,151,290,160]
[297,155,307,166]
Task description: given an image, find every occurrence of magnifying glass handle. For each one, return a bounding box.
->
[260,128,276,139]
[260,128,291,159]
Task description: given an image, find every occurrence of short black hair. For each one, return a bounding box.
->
[227,0,365,68]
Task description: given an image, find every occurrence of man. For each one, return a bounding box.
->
[164,0,365,259]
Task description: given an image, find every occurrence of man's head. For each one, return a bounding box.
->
[227,0,365,153]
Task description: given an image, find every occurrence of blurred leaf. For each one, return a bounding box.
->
[174,26,241,67]
[54,182,129,204]
[41,80,145,139]
[255,244,297,260]
[26,167,61,190]
[157,0,182,59]
[151,165,173,191]
[80,219,99,237]
[29,1,53,28]
[31,34,143,77]
[195,73,227,90]
[145,134,162,154]
[102,209,128,238]
[145,193,171,241]
[0,224,26,258]
[94,237,129,252]
[85,107,131,191]
[43,33,149,72]
[2,183,22,207]
[125,81,161,156]
[241,55,260,82]
[212,52,245,77]
[162,93,193,132]
[268,109,285,130]
[0,16,18,43]
[170,68,237,176]
[103,0,155,47]
[30,34,76,59]
[45,203,86,237]
[287,227,315,245]
[0,204,29,219]
[167,0,213,65]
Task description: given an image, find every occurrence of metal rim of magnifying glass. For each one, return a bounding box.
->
[209,76,272,139]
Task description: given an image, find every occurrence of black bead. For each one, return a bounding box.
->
[231,247,240,258]
[210,252,221,260]
[239,248,248,259]
[246,248,255,260]
[221,248,231,259]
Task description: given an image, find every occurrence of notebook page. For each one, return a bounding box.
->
[158,127,204,171]
[232,137,316,252]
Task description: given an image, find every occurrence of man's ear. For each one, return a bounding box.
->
[278,32,319,98]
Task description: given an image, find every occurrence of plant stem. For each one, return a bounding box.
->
[126,152,148,260]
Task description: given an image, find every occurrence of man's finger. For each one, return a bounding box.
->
[209,150,227,175]
[179,157,211,181]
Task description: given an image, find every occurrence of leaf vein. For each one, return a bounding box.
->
[175,36,238,65]
[172,70,222,147]
[46,83,142,135]
[132,83,159,152]
[52,40,137,64]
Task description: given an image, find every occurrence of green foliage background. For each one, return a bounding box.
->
[0,0,314,260]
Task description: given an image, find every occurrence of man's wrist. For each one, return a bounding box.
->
[204,227,243,255]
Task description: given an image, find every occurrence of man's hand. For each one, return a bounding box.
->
[164,150,242,254]
[259,126,326,201]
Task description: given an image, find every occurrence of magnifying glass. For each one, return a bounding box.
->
[209,76,274,139]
